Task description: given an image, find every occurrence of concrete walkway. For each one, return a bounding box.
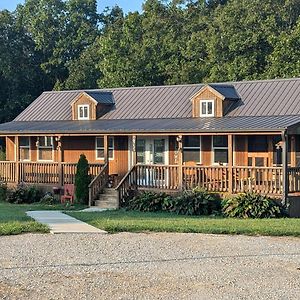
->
[26,211,107,234]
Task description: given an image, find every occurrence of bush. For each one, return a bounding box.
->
[127,191,171,212]
[0,181,7,201]
[166,188,221,216]
[75,154,91,204]
[222,192,286,218]
[39,193,58,205]
[0,150,5,161]
[6,184,43,204]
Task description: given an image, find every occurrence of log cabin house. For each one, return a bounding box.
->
[1,78,300,214]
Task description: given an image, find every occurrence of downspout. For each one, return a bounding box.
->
[281,130,289,207]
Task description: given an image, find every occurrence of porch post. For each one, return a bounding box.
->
[15,136,20,184]
[291,135,296,167]
[132,135,137,166]
[104,135,109,168]
[56,136,63,187]
[177,135,183,190]
[228,134,233,194]
[282,131,289,206]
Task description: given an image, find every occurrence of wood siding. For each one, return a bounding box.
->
[192,87,223,117]
[6,137,15,161]
[72,93,97,120]
[235,135,247,166]
[202,136,212,165]
[169,136,178,165]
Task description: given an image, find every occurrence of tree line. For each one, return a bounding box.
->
[1,0,300,123]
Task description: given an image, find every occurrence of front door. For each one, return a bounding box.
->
[135,137,168,187]
[136,137,168,165]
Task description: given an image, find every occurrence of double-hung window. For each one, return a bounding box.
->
[183,136,201,163]
[38,137,54,161]
[96,137,114,160]
[200,100,214,117]
[78,105,89,120]
[19,137,30,161]
[212,136,228,165]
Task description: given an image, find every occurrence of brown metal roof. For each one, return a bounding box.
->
[1,115,300,135]
[13,78,300,122]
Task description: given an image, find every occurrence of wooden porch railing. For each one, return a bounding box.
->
[0,161,103,185]
[88,163,109,206]
[288,167,300,193]
[115,165,137,205]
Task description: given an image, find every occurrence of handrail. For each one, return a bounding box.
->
[88,163,109,206]
[115,165,136,190]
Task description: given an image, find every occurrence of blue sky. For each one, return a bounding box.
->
[0,0,143,13]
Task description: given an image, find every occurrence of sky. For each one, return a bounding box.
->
[0,0,143,13]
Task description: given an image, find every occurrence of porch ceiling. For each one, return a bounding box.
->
[0,115,300,135]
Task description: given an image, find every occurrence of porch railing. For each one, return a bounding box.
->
[88,163,109,206]
[0,161,103,185]
[288,167,300,193]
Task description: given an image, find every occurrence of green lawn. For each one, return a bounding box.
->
[68,210,300,237]
[0,202,86,236]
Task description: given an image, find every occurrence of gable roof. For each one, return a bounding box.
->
[13,78,300,122]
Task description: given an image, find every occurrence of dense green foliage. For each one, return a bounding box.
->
[127,188,221,216]
[222,193,286,218]
[1,0,300,123]
[6,184,43,204]
[75,154,91,204]
[68,210,300,236]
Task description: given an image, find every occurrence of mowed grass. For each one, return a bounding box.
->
[0,202,86,236]
[68,210,300,237]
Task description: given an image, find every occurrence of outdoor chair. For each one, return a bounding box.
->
[61,184,75,204]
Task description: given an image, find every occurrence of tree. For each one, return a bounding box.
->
[75,154,91,204]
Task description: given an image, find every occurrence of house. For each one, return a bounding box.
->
[0,78,300,214]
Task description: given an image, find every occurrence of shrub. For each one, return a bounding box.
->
[75,154,91,204]
[222,192,286,218]
[127,191,171,212]
[39,193,58,205]
[6,184,43,204]
[0,181,7,201]
[0,150,5,161]
[166,187,221,216]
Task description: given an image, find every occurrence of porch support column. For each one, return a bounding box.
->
[282,131,289,206]
[291,135,296,167]
[104,134,109,170]
[228,134,233,194]
[15,136,20,184]
[132,135,137,166]
[56,136,63,187]
[177,135,183,190]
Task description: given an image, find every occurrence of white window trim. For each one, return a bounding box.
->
[37,137,54,162]
[200,100,214,117]
[212,136,228,166]
[95,137,114,160]
[78,104,89,120]
[183,136,202,164]
[19,137,31,161]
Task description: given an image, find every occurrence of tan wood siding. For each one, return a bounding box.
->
[235,136,247,166]
[192,88,223,117]
[72,94,97,120]
[6,137,15,161]
[201,136,212,165]
[169,136,177,165]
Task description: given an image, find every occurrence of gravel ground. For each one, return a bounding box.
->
[0,233,300,300]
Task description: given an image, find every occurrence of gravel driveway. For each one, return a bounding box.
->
[0,233,300,300]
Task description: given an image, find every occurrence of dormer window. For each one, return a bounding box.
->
[200,100,214,117]
[78,105,89,120]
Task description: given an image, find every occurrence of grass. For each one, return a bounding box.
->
[68,210,300,237]
[0,201,86,236]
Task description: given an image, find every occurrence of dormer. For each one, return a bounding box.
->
[71,91,114,120]
[191,84,240,118]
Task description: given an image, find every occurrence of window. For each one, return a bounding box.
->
[78,105,89,120]
[200,100,214,117]
[19,137,30,161]
[213,136,228,164]
[136,139,146,163]
[96,137,114,160]
[183,136,201,163]
[38,137,53,161]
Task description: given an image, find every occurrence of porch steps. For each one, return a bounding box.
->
[94,188,119,209]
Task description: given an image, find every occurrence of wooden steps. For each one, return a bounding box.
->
[94,188,119,209]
